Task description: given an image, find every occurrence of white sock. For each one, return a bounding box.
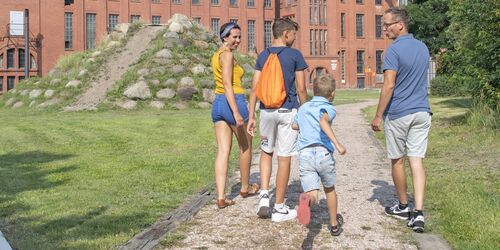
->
[275,203,285,210]
[260,190,269,197]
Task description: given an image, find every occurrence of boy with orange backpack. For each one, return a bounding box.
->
[247,18,308,222]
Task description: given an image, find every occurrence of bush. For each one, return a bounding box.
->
[430,75,468,96]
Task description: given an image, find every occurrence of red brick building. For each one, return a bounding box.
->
[1,0,403,93]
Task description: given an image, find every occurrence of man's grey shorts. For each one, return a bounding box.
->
[259,108,298,157]
[384,112,432,159]
[298,146,336,192]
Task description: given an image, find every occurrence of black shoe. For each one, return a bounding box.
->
[408,213,425,233]
[385,203,410,220]
[328,214,344,236]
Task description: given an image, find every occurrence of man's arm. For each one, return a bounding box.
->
[247,70,261,136]
[295,70,308,105]
[371,70,397,131]
[320,113,346,155]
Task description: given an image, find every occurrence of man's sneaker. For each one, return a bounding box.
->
[328,214,344,236]
[257,193,270,218]
[297,193,311,225]
[271,205,297,222]
[408,213,425,233]
[385,203,410,220]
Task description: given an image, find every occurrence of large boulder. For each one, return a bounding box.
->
[123,80,152,100]
[163,32,179,39]
[150,101,165,109]
[171,65,185,74]
[13,101,24,108]
[39,98,61,108]
[194,40,209,49]
[202,88,216,103]
[155,49,172,59]
[178,77,195,88]
[29,89,43,99]
[200,79,213,88]
[156,88,176,99]
[163,78,177,87]
[117,100,137,110]
[44,89,55,98]
[177,87,198,101]
[65,80,81,88]
[191,64,207,75]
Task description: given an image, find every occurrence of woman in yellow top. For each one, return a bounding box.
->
[211,22,259,209]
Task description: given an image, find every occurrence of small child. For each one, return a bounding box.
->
[292,74,346,236]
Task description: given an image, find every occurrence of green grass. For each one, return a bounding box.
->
[334,89,380,105]
[364,97,500,250]
[0,108,240,249]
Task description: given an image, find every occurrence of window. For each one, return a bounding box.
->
[264,0,272,8]
[210,18,219,34]
[356,50,365,74]
[192,0,200,4]
[211,0,219,5]
[340,13,345,37]
[7,49,14,68]
[230,0,237,7]
[18,49,25,68]
[340,50,346,82]
[30,54,37,69]
[65,12,73,49]
[247,0,254,7]
[398,0,408,6]
[86,13,96,49]
[309,0,327,25]
[356,0,363,4]
[356,14,364,38]
[172,0,180,3]
[193,17,201,23]
[152,0,161,3]
[131,15,140,23]
[109,14,119,33]
[376,50,384,74]
[264,21,272,48]
[0,53,3,68]
[9,11,24,36]
[310,29,327,56]
[248,20,255,52]
[152,16,161,25]
[7,76,15,90]
[0,76,3,91]
[375,15,382,38]
[375,0,382,4]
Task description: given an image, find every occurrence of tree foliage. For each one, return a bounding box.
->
[407,0,499,126]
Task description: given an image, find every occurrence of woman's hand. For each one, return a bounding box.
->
[234,112,244,127]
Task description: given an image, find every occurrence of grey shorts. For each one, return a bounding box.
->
[384,112,432,159]
[298,146,336,192]
[259,108,298,157]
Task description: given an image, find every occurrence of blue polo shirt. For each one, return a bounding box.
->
[255,46,308,109]
[384,33,431,120]
[294,96,337,152]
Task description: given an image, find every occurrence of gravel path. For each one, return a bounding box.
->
[166,100,417,249]
[64,25,163,111]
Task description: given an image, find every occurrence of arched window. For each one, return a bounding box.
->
[30,54,37,69]
[18,49,25,68]
[7,48,15,68]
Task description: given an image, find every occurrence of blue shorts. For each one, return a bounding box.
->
[298,145,336,192]
[211,94,249,125]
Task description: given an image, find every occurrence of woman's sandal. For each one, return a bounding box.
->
[216,198,235,209]
[239,183,260,198]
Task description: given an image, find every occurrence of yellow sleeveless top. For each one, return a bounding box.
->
[211,49,245,94]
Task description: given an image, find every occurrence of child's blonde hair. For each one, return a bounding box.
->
[313,74,336,98]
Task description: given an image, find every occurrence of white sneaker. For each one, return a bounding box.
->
[257,193,270,218]
[271,205,297,222]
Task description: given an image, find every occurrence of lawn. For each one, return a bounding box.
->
[0,89,386,249]
[364,97,500,250]
[334,88,380,105]
[0,108,224,249]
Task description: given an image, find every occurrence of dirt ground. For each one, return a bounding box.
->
[165,100,421,249]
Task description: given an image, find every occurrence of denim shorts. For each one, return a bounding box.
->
[298,145,336,192]
[211,94,249,125]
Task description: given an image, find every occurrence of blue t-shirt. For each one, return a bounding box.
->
[294,96,337,152]
[255,46,308,109]
[384,33,431,120]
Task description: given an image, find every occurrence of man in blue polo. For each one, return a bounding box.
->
[371,7,432,233]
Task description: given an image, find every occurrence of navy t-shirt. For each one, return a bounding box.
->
[384,34,431,120]
[255,46,308,109]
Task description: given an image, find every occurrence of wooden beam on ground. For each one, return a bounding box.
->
[118,188,212,250]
